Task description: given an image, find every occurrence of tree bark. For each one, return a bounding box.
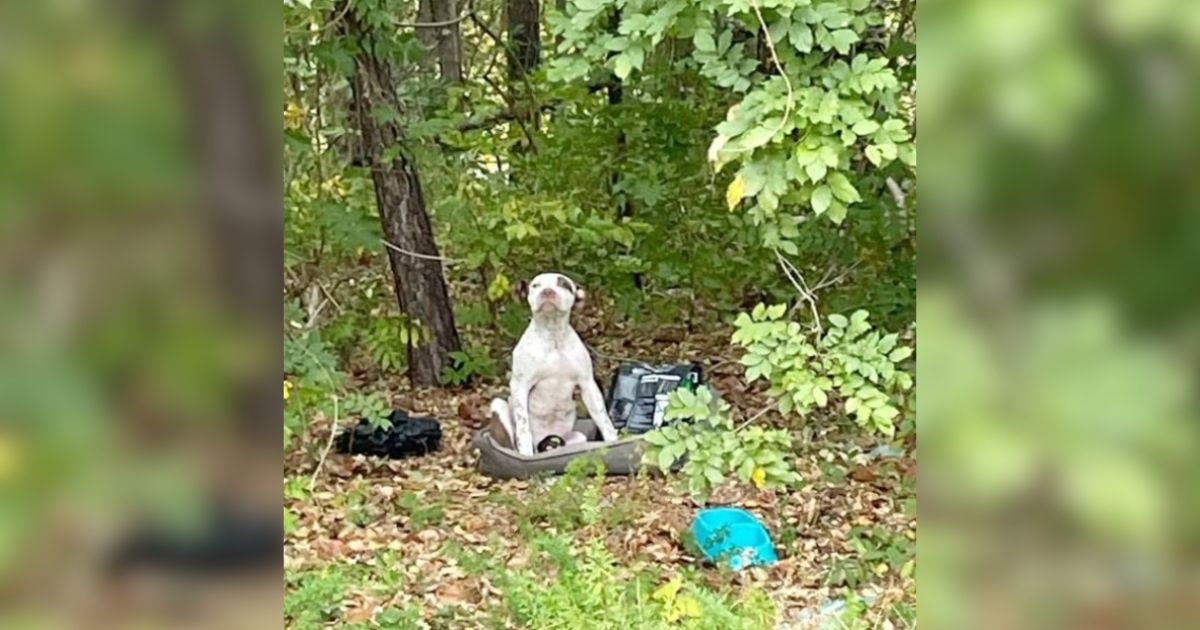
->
[415,0,438,65]
[431,0,463,83]
[505,0,540,81]
[604,9,641,290]
[344,8,462,385]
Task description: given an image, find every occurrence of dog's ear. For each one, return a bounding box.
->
[575,286,587,306]
[513,279,528,302]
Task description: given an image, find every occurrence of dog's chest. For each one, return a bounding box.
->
[514,328,585,380]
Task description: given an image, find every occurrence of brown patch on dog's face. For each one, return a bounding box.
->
[555,275,575,294]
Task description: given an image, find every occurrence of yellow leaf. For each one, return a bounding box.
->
[487,273,511,301]
[652,577,682,602]
[752,467,767,489]
[875,562,890,575]
[726,173,746,210]
[677,595,701,618]
[284,381,293,401]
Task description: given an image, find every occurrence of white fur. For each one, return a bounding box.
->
[490,272,618,455]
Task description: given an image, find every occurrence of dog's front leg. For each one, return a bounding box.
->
[581,379,619,442]
[510,377,536,456]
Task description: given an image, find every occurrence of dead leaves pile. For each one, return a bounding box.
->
[284,318,916,629]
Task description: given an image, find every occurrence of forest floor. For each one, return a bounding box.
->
[283,309,917,630]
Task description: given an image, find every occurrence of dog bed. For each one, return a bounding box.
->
[472,418,681,480]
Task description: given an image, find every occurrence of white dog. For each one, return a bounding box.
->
[488,272,619,455]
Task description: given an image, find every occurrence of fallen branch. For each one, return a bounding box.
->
[382,239,466,265]
[309,395,340,492]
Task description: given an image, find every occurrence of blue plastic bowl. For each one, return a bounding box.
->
[690,507,778,570]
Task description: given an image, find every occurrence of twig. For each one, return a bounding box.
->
[309,395,340,492]
[736,400,778,431]
[317,281,344,316]
[382,239,466,265]
[774,249,822,334]
[396,11,475,28]
[722,0,795,157]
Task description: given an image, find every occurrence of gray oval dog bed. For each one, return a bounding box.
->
[471,418,680,480]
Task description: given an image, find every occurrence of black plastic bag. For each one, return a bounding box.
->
[334,409,442,458]
[606,362,703,434]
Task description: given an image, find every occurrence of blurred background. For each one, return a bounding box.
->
[921,0,1200,628]
[0,0,280,628]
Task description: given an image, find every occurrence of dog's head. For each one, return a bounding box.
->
[525,272,585,315]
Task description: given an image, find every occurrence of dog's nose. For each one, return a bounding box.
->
[540,288,556,299]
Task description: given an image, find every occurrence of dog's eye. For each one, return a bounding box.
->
[556,276,574,292]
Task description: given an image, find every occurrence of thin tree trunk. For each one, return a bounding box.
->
[506,0,541,154]
[431,0,463,83]
[604,9,642,290]
[344,8,462,385]
[416,0,438,65]
[505,0,540,81]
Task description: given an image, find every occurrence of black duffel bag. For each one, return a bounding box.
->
[334,409,442,458]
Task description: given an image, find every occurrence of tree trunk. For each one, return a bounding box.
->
[604,9,642,290]
[431,0,463,83]
[505,0,540,81]
[415,0,438,65]
[505,0,541,155]
[345,8,462,386]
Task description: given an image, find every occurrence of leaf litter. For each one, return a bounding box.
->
[285,310,915,629]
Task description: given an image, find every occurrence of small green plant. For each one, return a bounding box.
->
[505,456,612,533]
[440,347,500,385]
[734,305,914,437]
[643,386,802,500]
[284,566,349,629]
[395,490,447,529]
[825,524,915,589]
[341,390,391,427]
[363,315,418,374]
[343,482,376,527]
[498,534,776,630]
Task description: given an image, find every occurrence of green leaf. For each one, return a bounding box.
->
[789,22,814,53]
[875,405,900,421]
[865,145,884,166]
[643,430,668,446]
[827,171,860,203]
[889,347,914,362]
[738,458,756,481]
[827,201,848,224]
[812,185,832,215]
[805,160,827,183]
[694,30,716,53]
[852,119,880,135]
[613,54,633,79]
[829,313,849,328]
[829,29,859,54]
[704,466,725,486]
[766,303,787,319]
[658,446,678,471]
[740,123,778,150]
